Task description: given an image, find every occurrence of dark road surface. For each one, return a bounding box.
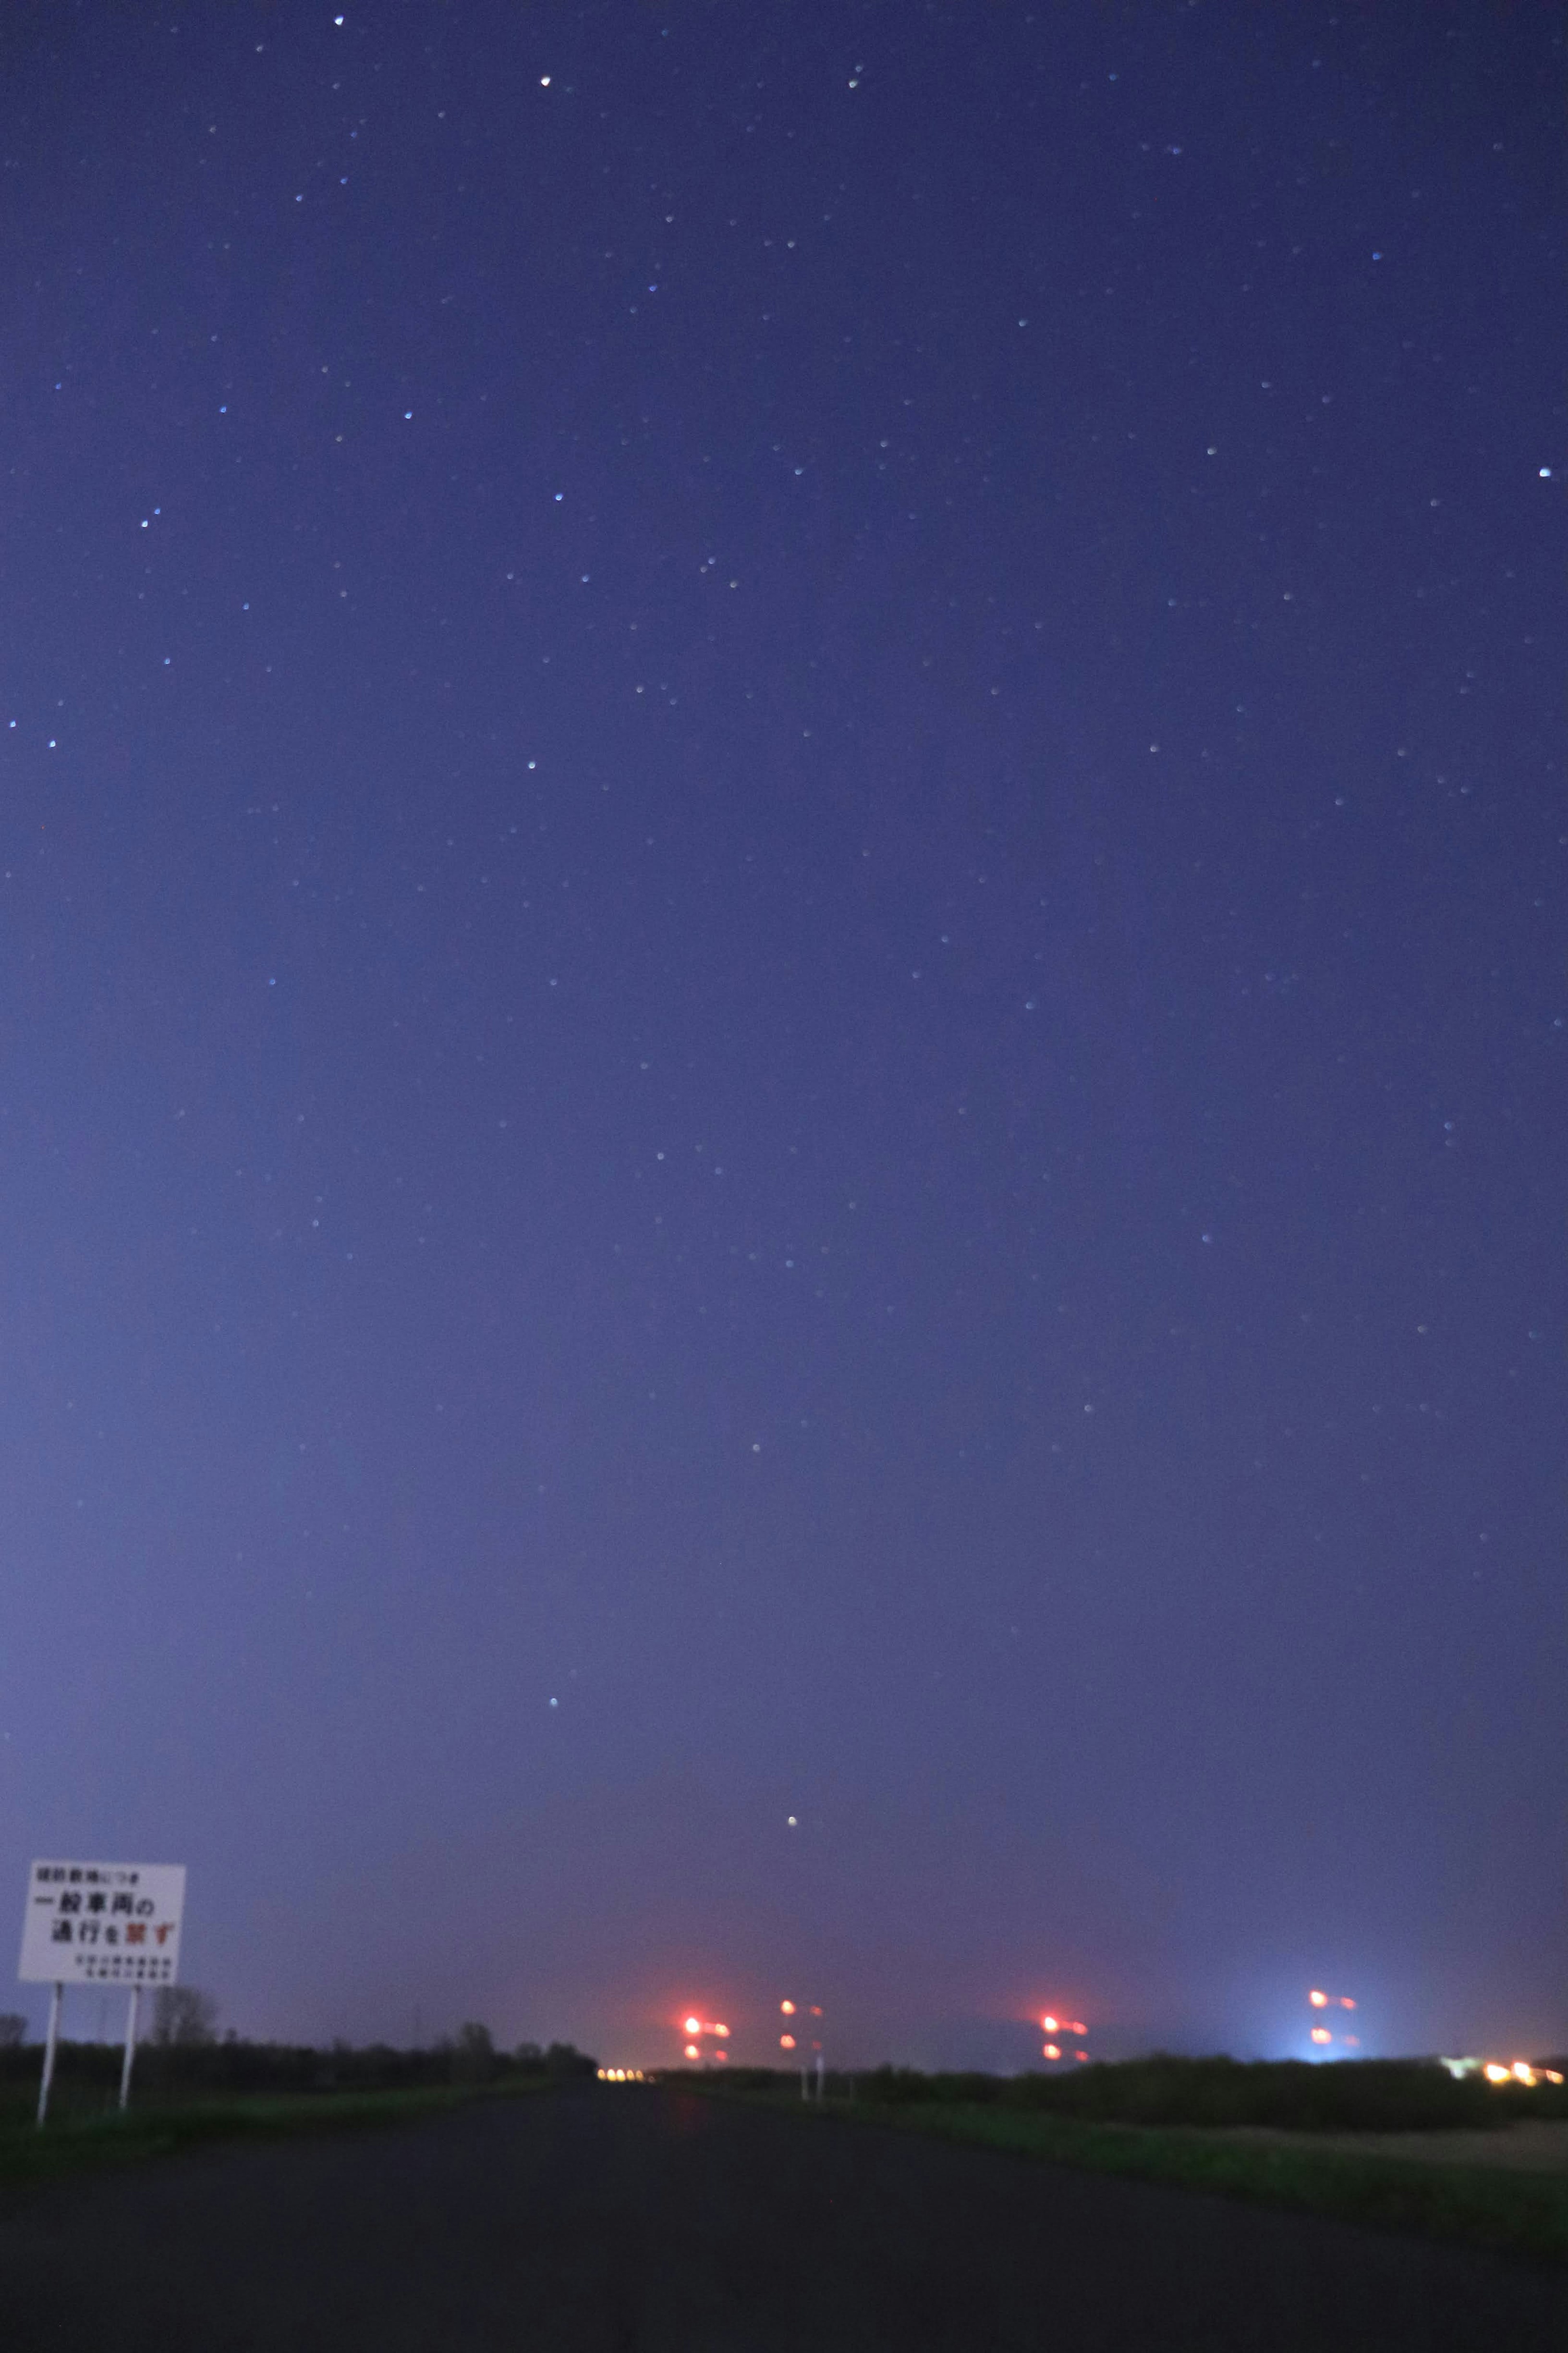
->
[0,2087,1559,2351]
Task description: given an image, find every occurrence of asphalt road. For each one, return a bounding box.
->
[0,2085,1559,2351]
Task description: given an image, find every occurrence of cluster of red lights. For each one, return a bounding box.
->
[1040,2014,1089,2063]
[780,1998,824,2053]
[1307,1989,1359,2050]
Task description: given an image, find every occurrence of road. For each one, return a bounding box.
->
[0,2085,1559,2350]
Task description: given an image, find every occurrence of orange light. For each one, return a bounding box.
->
[1311,2028,1332,2045]
[1067,2021,1087,2037]
[1075,2051,1088,2063]
[780,2034,796,2050]
[1308,1990,1328,2007]
[715,2050,728,2063]
[683,2017,701,2035]
[780,2000,796,2016]
[713,2023,730,2037]
[1543,2071,1565,2086]
[1041,2014,1058,2033]
[684,2043,700,2059]
[1484,2063,1511,2083]
[809,2006,823,2017]
[1512,2062,1536,2085]
[1042,2043,1060,2060]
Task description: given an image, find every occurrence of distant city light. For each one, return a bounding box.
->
[1441,2057,1563,2086]
[595,2068,646,2082]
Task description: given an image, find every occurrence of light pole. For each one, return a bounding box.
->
[678,2014,731,2070]
[780,1999,826,2099]
[1307,1988,1359,2054]
[1038,2012,1090,2068]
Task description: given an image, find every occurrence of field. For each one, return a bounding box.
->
[6,2044,1567,2267]
[0,2035,590,2193]
[686,2060,1568,2266]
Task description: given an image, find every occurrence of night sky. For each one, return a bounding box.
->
[2,2,1561,2073]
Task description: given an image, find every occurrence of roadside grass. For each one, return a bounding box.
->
[694,2086,1568,2267]
[0,2076,556,2196]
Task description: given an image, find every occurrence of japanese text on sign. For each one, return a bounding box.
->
[18,1861,186,1986]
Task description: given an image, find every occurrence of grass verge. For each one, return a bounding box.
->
[0,2077,554,2197]
[711,2091,1568,2266]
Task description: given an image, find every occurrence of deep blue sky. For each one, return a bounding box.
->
[2,1,1561,2071]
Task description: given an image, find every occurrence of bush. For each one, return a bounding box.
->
[544,2041,597,2080]
[452,2023,495,2083]
[841,2057,1568,2133]
[152,1988,218,2047]
[0,2031,600,2118]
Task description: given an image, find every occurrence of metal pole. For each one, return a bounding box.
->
[36,1982,62,2128]
[118,1984,141,2111]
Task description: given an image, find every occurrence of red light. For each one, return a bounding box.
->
[1066,2021,1087,2037]
[713,2023,730,2037]
[1339,1998,1356,2011]
[1074,2051,1088,2063]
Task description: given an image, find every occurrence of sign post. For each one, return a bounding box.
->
[17,1861,187,2127]
[36,1982,62,2128]
[118,1985,142,2110]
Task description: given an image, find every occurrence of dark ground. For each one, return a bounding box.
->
[0,2085,1559,2351]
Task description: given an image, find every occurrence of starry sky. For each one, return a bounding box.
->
[2,1,1562,2072]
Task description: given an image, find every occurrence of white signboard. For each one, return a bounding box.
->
[18,1860,185,1987]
